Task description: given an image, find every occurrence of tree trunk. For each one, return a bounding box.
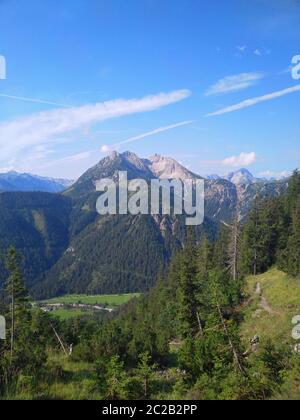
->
[196,311,204,337]
[216,302,244,374]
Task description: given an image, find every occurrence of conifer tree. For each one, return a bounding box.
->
[227,214,241,282]
[286,170,300,214]
[5,247,30,359]
[286,197,300,276]
[105,355,128,400]
[178,228,200,338]
[135,352,157,399]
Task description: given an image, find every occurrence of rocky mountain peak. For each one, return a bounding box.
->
[225,168,257,185]
[146,154,200,180]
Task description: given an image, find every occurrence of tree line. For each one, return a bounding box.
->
[0,171,300,399]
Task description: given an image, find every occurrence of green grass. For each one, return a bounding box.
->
[40,293,141,307]
[51,308,95,320]
[38,293,141,320]
[240,268,300,346]
[32,352,100,400]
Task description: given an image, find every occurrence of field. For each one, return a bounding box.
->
[41,293,140,307]
[38,293,141,320]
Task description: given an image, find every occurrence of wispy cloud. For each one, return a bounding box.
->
[101,120,193,152]
[258,170,291,180]
[236,45,247,53]
[40,151,93,169]
[207,84,300,116]
[205,72,265,96]
[253,48,271,57]
[0,89,191,164]
[222,152,257,168]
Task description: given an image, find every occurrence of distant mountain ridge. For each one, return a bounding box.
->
[0,171,74,193]
[207,168,289,186]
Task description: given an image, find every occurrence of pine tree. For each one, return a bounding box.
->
[105,355,128,400]
[135,352,157,399]
[286,170,300,214]
[241,197,261,276]
[178,229,200,338]
[286,197,300,276]
[5,247,30,359]
[213,224,230,271]
[227,214,241,282]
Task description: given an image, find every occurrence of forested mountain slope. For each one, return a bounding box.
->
[1,172,300,400]
[0,192,72,288]
[0,152,290,298]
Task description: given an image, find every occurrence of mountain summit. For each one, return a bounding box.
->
[145,154,202,180]
[225,168,258,185]
[65,151,203,199]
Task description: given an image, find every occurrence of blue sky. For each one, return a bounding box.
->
[0,0,299,179]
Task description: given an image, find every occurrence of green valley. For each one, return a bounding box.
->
[38,293,141,320]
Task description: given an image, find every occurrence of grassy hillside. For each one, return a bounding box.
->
[241,268,300,346]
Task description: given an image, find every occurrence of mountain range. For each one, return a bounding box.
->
[0,171,74,193]
[0,152,289,298]
[207,168,281,185]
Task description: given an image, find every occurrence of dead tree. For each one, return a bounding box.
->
[216,302,244,374]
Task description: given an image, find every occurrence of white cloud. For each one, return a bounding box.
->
[100,145,113,153]
[205,72,264,96]
[222,152,257,168]
[259,170,291,180]
[237,45,247,53]
[207,84,300,116]
[0,89,191,165]
[254,49,262,56]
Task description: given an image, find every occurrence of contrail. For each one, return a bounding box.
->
[117,120,194,146]
[0,93,70,107]
[207,84,300,116]
[101,120,194,152]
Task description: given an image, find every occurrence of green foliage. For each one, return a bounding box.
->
[96,355,128,400]
[241,171,300,278]
[133,352,158,399]
[1,170,300,400]
[0,248,49,396]
[0,192,72,289]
